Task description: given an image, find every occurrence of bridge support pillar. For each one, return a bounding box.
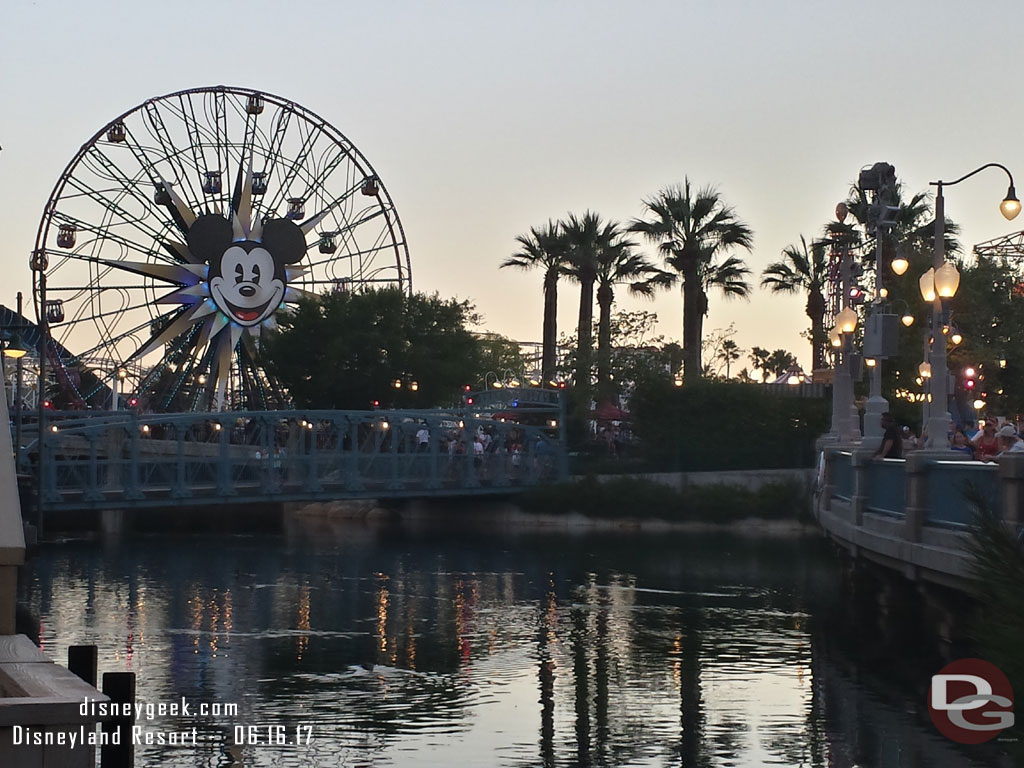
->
[997,453,1024,530]
[101,509,125,536]
[850,450,873,526]
[0,566,16,634]
[903,453,931,543]
[817,445,836,517]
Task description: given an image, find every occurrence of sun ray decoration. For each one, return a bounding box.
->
[32,86,411,411]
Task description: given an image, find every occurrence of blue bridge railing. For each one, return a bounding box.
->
[23,393,568,512]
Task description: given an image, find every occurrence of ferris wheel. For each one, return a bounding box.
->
[32,85,411,411]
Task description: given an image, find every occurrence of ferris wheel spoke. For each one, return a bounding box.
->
[48,212,165,265]
[303,239,397,271]
[263,117,322,216]
[80,145,162,218]
[61,176,171,247]
[142,102,204,212]
[296,179,364,237]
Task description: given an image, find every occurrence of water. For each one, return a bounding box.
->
[16,519,1006,767]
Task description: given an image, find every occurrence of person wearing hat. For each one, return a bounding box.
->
[996,424,1024,456]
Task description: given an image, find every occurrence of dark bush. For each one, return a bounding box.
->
[519,477,810,523]
[630,379,828,471]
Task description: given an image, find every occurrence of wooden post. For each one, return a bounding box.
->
[68,644,98,687]
[101,671,135,768]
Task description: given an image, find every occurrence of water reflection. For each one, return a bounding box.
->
[17,524,1007,767]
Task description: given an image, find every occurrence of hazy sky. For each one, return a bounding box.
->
[2,0,1021,374]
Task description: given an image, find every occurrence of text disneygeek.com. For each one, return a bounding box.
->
[11,697,315,749]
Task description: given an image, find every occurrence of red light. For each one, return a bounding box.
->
[558,382,566,389]
[965,380,975,389]
[128,397,138,407]
[371,400,380,408]
[466,397,474,405]
[463,384,471,392]
[42,400,53,409]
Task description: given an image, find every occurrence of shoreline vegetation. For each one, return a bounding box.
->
[287,474,815,535]
[516,475,812,524]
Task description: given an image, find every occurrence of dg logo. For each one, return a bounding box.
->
[929,658,1015,744]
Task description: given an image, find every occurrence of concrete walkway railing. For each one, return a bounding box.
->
[817,444,1024,590]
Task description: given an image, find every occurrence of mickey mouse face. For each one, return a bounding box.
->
[209,243,283,326]
[188,214,306,328]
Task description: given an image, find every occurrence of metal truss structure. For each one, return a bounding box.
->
[972,229,1024,261]
[25,390,567,513]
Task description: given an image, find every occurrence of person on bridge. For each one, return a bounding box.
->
[873,412,902,460]
[995,424,1024,457]
[972,420,1000,461]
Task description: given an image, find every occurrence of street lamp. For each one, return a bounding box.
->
[825,203,862,443]
[923,162,1018,450]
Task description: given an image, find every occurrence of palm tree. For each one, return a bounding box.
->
[716,338,742,379]
[630,180,754,380]
[766,349,798,379]
[501,220,569,383]
[749,346,771,383]
[844,182,960,263]
[761,236,829,371]
[594,242,672,399]
[562,211,621,392]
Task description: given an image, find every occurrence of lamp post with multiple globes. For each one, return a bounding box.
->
[921,163,1020,450]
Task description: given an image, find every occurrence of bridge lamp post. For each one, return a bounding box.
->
[923,163,1019,451]
[113,367,127,411]
[484,371,503,390]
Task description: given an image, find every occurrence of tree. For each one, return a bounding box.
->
[630,180,754,381]
[717,339,743,379]
[476,333,528,386]
[563,212,628,398]
[765,349,798,379]
[594,242,671,400]
[701,324,742,378]
[555,310,682,403]
[749,346,771,383]
[501,221,569,383]
[261,287,482,408]
[761,235,829,371]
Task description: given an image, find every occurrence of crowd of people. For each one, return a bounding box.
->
[874,411,1024,462]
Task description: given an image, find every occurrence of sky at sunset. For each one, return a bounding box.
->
[1,0,1022,374]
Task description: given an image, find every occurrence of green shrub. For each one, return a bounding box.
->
[519,477,810,523]
[629,379,828,472]
[967,497,1024,752]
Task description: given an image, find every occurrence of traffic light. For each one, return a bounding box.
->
[42,399,53,410]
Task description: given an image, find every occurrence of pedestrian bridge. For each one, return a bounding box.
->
[816,444,1024,590]
[23,389,567,514]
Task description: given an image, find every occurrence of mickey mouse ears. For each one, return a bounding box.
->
[187,214,305,266]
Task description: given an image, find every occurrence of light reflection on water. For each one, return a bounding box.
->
[17,524,1003,767]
